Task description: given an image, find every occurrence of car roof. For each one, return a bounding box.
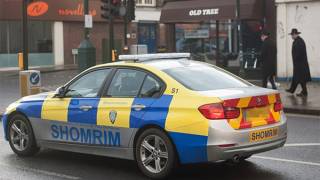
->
[91,59,208,71]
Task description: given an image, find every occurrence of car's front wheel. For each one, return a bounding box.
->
[135,128,176,179]
[7,114,39,156]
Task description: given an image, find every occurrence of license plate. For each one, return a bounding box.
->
[249,127,279,142]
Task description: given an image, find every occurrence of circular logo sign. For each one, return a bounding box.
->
[29,72,40,85]
[27,1,49,17]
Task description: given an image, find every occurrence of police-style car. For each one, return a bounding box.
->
[2,53,287,179]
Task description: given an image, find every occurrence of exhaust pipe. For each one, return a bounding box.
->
[232,155,241,163]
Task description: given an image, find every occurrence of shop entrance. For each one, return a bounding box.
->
[138,23,157,53]
[175,20,262,76]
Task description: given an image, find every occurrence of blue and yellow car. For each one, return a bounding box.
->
[2,53,287,179]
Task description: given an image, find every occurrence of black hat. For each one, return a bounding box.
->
[289,28,301,35]
[261,30,271,36]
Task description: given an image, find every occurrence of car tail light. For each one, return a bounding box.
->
[198,103,240,120]
[224,107,241,119]
[274,93,283,112]
[274,102,283,112]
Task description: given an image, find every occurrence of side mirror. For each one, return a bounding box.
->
[55,86,66,98]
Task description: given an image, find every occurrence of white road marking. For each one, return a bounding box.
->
[0,162,80,180]
[286,113,320,119]
[285,143,320,147]
[252,156,320,167]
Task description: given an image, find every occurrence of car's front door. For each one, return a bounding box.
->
[39,68,112,145]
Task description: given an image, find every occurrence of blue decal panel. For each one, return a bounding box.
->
[130,95,173,129]
[16,101,43,118]
[68,98,100,125]
[50,124,121,147]
[169,132,208,164]
[2,114,9,140]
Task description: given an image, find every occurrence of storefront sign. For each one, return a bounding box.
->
[27,1,49,17]
[184,29,209,39]
[58,4,97,17]
[0,0,105,22]
[189,8,219,17]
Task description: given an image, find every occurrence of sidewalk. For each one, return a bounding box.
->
[250,81,320,116]
[0,65,319,118]
[0,64,78,77]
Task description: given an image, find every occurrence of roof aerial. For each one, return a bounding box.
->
[118,53,190,62]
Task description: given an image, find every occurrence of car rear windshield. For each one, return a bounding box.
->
[162,64,251,91]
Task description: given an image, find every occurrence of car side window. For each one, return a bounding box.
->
[65,69,111,98]
[139,75,163,98]
[106,69,146,97]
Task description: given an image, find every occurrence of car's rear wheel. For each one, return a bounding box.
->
[135,128,176,179]
[8,114,39,156]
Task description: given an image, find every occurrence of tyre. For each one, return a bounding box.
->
[7,114,40,157]
[135,128,176,179]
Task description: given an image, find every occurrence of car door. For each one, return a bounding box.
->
[97,68,152,148]
[39,68,112,145]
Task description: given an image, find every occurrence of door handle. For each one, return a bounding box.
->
[132,104,146,111]
[79,105,93,111]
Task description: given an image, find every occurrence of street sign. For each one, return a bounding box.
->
[29,71,41,87]
[85,15,93,28]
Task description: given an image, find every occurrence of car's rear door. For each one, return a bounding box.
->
[98,68,153,148]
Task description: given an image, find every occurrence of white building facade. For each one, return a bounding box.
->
[276,0,320,81]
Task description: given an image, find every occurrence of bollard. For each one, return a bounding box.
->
[19,70,41,97]
[18,53,24,71]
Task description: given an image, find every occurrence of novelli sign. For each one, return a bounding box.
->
[189,8,219,17]
[27,1,49,17]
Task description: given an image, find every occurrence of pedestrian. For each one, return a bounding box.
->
[260,30,277,89]
[286,28,311,97]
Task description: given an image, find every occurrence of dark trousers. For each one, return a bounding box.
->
[288,80,308,94]
[262,75,277,90]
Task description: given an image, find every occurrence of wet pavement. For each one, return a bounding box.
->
[0,114,319,180]
[0,70,79,114]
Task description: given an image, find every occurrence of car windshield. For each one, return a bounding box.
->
[162,62,251,91]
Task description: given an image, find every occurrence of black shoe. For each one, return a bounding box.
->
[285,89,294,94]
[296,92,308,97]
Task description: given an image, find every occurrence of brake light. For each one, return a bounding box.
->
[274,93,283,112]
[274,102,283,112]
[224,107,241,119]
[199,103,224,119]
[198,103,240,120]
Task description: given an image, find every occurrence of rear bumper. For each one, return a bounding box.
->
[207,112,287,162]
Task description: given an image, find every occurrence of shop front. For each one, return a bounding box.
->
[161,0,276,78]
[0,0,126,68]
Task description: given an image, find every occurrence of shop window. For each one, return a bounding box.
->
[0,21,52,54]
[0,21,53,67]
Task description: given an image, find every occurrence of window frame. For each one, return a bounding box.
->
[101,66,166,99]
[58,67,115,99]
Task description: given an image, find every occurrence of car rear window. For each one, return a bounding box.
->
[163,64,251,91]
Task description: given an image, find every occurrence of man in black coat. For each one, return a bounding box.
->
[286,29,311,97]
[260,30,277,89]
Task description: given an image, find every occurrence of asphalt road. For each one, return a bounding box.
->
[0,114,319,180]
[0,70,78,114]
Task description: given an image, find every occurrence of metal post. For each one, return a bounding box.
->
[216,20,220,67]
[124,0,128,47]
[236,0,244,76]
[84,0,89,39]
[77,0,96,72]
[22,0,29,70]
[109,0,114,60]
